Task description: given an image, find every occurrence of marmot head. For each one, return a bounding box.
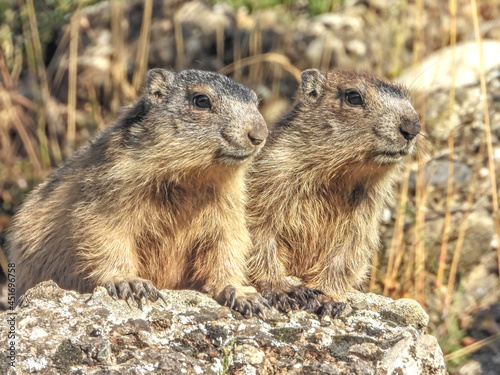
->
[293,69,420,168]
[125,69,268,171]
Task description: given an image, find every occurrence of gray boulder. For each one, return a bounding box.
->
[1,281,447,374]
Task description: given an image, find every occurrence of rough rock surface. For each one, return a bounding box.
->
[0,281,446,374]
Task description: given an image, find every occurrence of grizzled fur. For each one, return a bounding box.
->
[7,69,269,316]
[247,69,420,313]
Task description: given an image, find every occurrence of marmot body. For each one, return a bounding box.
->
[8,69,269,316]
[247,69,420,315]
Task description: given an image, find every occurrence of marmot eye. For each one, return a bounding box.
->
[345,90,363,106]
[193,94,212,110]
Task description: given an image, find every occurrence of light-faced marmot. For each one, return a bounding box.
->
[247,69,420,316]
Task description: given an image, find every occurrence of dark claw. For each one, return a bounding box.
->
[253,304,267,319]
[316,301,346,319]
[104,281,118,300]
[259,284,339,316]
[156,291,167,306]
[126,289,134,302]
[228,288,236,310]
[103,278,166,309]
[332,302,346,317]
[312,289,326,296]
[261,299,271,310]
[136,297,144,311]
[240,302,252,318]
[138,289,148,302]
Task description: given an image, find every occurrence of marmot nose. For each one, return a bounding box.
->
[248,134,264,146]
[399,118,421,141]
[248,123,268,146]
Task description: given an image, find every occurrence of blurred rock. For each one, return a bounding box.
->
[458,360,482,375]
[409,160,472,190]
[398,41,500,92]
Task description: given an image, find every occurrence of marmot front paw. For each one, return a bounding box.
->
[303,293,346,318]
[215,285,270,319]
[103,277,167,307]
[259,282,324,313]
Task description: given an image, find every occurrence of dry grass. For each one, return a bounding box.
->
[470,0,500,278]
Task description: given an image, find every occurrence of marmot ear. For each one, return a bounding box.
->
[145,69,175,104]
[300,69,326,101]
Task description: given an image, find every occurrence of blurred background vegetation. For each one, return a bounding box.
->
[1,0,500,373]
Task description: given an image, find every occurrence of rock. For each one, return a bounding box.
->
[379,298,430,329]
[397,41,500,92]
[457,261,500,329]
[458,360,482,375]
[409,160,473,190]
[0,281,447,374]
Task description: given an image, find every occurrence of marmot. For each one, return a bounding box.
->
[247,69,420,316]
[7,69,269,317]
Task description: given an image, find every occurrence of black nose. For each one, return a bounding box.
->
[248,122,268,146]
[400,128,416,141]
[248,134,264,145]
[400,118,421,141]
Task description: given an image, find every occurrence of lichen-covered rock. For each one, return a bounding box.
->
[0,281,446,374]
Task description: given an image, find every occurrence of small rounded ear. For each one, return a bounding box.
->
[145,69,175,104]
[300,69,326,102]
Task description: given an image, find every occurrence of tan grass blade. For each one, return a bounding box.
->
[24,0,62,165]
[0,87,42,174]
[444,141,484,313]
[67,11,80,154]
[369,249,379,293]
[174,11,185,70]
[470,0,500,279]
[412,0,427,305]
[219,53,302,83]
[132,0,153,93]
[384,163,412,296]
[444,332,500,362]
[436,0,457,289]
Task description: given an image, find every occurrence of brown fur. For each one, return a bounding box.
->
[7,69,269,315]
[247,70,420,313]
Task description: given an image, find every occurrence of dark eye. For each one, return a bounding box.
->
[193,94,212,110]
[345,90,363,106]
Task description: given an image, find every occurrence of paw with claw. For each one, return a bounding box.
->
[303,293,346,318]
[215,285,271,319]
[258,282,345,318]
[103,277,167,308]
[258,282,323,312]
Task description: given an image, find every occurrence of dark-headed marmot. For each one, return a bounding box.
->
[7,69,269,317]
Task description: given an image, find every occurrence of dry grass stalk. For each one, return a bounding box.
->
[24,0,63,166]
[0,85,42,174]
[470,0,500,278]
[384,162,412,297]
[218,53,302,83]
[132,0,153,93]
[174,12,185,70]
[248,25,262,84]
[444,141,484,314]
[412,0,427,305]
[444,332,500,362]
[67,11,80,155]
[216,23,225,69]
[110,1,133,111]
[369,249,379,293]
[232,28,242,82]
[436,0,457,290]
